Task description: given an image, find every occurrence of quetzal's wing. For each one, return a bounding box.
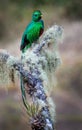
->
[0,50,19,88]
[20,22,32,52]
[27,22,43,43]
[20,34,30,52]
[20,22,44,52]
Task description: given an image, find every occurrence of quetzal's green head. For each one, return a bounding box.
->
[32,10,42,22]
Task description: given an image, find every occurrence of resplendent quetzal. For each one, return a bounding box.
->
[20,10,44,53]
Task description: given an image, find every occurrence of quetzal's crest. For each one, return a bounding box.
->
[20,10,44,53]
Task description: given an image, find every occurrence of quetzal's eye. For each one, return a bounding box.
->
[34,14,38,17]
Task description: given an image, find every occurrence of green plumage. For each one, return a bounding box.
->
[20,10,44,53]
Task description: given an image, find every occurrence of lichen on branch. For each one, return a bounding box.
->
[0,25,63,130]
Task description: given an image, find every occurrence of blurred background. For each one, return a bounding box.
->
[0,0,82,130]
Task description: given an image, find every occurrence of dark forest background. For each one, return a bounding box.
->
[0,0,82,41]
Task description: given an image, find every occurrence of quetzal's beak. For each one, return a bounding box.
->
[40,15,43,19]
